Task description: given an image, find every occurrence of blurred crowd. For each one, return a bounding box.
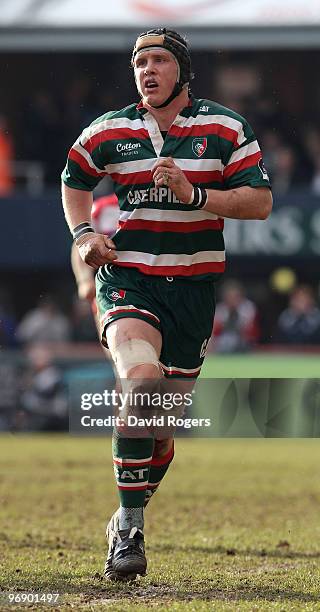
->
[213,281,320,351]
[2,280,320,351]
[0,52,320,195]
[212,62,320,197]
[0,292,98,347]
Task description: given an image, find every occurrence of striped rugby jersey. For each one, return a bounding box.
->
[62,97,270,280]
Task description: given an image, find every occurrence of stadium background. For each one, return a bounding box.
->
[0,1,320,430]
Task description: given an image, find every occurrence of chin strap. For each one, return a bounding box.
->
[150,83,192,108]
[151,83,185,109]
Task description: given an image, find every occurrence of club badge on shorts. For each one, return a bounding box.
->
[107,286,126,302]
[192,137,207,158]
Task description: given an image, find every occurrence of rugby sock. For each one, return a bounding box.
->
[144,441,175,507]
[118,507,144,531]
[112,432,154,529]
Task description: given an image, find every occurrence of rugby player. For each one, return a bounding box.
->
[61,28,272,581]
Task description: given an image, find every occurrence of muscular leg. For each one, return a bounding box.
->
[104,317,181,580]
[106,318,173,529]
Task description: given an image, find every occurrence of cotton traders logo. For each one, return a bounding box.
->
[107,287,126,302]
[192,137,207,158]
[116,142,141,157]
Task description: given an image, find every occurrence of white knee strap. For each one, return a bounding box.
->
[113,339,160,378]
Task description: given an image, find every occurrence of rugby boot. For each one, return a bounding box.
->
[112,526,147,578]
[104,509,125,581]
[104,510,143,581]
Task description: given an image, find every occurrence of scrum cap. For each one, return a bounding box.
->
[131,28,193,107]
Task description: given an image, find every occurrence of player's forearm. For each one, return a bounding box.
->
[204,186,273,220]
[71,242,94,283]
[61,183,94,232]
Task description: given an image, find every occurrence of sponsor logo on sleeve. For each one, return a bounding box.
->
[258,158,269,181]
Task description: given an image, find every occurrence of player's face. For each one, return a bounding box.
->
[134,49,178,107]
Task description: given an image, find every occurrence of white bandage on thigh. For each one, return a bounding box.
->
[113,338,160,378]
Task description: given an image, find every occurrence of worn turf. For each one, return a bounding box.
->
[1,435,320,610]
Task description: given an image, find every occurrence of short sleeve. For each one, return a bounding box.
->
[61,123,107,191]
[223,119,271,190]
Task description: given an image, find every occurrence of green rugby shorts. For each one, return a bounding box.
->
[96,264,216,379]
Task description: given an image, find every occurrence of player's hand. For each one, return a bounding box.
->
[76,233,118,269]
[152,157,193,204]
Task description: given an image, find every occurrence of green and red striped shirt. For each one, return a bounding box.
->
[62,97,270,280]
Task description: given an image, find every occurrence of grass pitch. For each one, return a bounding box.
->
[1,435,320,610]
[202,352,320,378]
